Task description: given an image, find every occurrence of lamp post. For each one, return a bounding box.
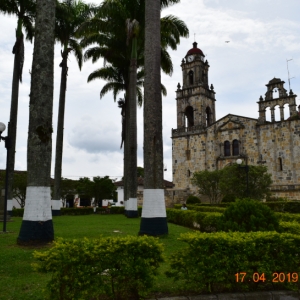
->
[0,122,11,232]
[236,158,249,198]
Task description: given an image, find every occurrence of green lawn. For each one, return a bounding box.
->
[0,215,193,300]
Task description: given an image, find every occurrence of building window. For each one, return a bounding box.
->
[278,157,283,171]
[206,106,212,126]
[188,70,194,85]
[186,150,191,160]
[187,169,191,177]
[185,106,194,127]
[232,139,239,156]
[224,141,230,156]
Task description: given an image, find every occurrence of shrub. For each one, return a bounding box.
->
[167,209,223,232]
[221,194,236,203]
[167,209,199,228]
[33,236,164,300]
[166,231,300,293]
[12,208,24,217]
[276,212,300,223]
[263,201,300,213]
[186,195,201,204]
[279,221,300,235]
[221,198,280,232]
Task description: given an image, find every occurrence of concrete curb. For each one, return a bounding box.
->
[147,290,300,300]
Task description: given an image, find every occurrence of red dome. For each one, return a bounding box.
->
[186,42,204,56]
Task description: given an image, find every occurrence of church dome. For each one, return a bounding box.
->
[186,42,204,57]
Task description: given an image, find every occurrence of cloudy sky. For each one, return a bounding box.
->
[0,0,299,183]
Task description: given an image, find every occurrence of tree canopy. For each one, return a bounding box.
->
[192,164,273,203]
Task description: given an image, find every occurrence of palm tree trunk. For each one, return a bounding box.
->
[126,38,138,218]
[17,0,56,245]
[139,0,168,235]
[123,94,129,215]
[53,52,68,216]
[6,34,23,216]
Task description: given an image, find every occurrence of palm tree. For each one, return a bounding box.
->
[139,0,168,235]
[52,0,94,215]
[79,0,188,217]
[125,18,139,217]
[17,0,56,245]
[0,0,35,216]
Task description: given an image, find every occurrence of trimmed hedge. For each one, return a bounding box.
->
[174,204,226,213]
[186,195,201,204]
[12,207,130,217]
[166,231,300,293]
[167,209,223,232]
[12,208,24,217]
[61,207,94,215]
[276,212,300,223]
[33,236,164,300]
[174,201,300,214]
[265,201,300,213]
[279,221,300,235]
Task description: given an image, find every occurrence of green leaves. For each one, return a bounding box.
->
[167,231,300,293]
[191,169,223,204]
[192,164,273,203]
[33,236,164,299]
[222,199,280,232]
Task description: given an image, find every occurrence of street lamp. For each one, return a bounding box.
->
[236,158,249,198]
[0,122,11,232]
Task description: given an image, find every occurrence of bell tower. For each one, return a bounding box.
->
[174,42,216,131]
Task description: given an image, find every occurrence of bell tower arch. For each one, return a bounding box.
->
[175,42,216,131]
[258,78,298,123]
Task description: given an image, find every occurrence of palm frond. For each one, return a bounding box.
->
[161,83,167,97]
[99,82,125,100]
[68,38,82,70]
[161,48,173,76]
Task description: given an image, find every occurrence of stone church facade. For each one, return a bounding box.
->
[172,42,300,201]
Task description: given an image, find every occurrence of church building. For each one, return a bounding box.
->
[172,42,300,201]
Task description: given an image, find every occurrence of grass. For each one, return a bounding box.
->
[0,215,193,300]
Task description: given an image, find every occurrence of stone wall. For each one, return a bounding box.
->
[172,114,300,200]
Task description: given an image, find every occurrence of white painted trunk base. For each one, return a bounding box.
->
[51,199,62,210]
[127,198,137,210]
[141,189,166,218]
[23,186,52,221]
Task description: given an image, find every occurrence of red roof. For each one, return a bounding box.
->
[186,42,204,57]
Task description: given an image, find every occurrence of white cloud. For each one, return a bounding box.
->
[0,0,299,183]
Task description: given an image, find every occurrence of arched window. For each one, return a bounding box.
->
[274,104,280,121]
[206,106,211,126]
[272,87,279,99]
[224,141,230,156]
[185,106,194,127]
[232,139,239,156]
[278,157,283,171]
[283,103,289,120]
[265,107,271,122]
[188,70,194,85]
[187,169,191,177]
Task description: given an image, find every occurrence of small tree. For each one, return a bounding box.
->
[220,164,272,200]
[60,178,78,207]
[92,176,116,206]
[12,172,27,208]
[191,170,223,204]
[77,177,93,198]
[0,170,27,208]
[192,164,273,203]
